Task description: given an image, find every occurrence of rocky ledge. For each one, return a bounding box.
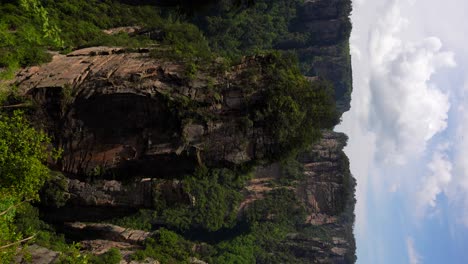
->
[13,47,286,177]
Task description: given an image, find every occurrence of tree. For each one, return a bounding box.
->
[0,111,54,262]
[19,0,63,47]
[253,52,339,161]
[0,0,62,79]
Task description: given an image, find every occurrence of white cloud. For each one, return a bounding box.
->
[354,0,365,5]
[411,81,468,227]
[415,144,452,217]
[350,44,362,61]
[406,236,422,264]
[367,0,455,165]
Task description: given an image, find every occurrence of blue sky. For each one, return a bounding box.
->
[336,0,468,263]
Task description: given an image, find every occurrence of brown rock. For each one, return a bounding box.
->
[64,222,151,244]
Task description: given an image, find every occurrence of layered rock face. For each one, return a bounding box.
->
[298,131,351,219]
[11,46,355,262]
[291,131,355,263]
[246,131,356,263]
[15,47,283,178]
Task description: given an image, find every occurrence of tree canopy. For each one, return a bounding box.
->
[0,111,53,262]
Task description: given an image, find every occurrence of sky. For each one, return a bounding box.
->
[336,0,468,263]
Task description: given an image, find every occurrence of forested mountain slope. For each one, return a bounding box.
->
[0,0,355,263]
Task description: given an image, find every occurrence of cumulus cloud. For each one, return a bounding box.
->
[367,0,455,164]
[412,82,468,226]
[415,144,452,217]
[406,237,422,264]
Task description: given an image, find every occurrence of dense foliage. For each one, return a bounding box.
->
[113,168,247,233]
[161,168,244,231]
[252,52,338,160]
[133,228,192,263]
[195,0,302,58]
[191,0,353,111]
[0,111,53,262]
[0,0,158,79]
[39,171,70,208]
[0,0,59,78]
[202,188,307,263]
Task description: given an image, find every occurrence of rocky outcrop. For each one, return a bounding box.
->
[11,39,355,263]
[63,222,151,244]
[17,47,194,176]
[248,130,356,263]
[15,245,60,264]
[298,131,350,218]
[283,231,352,264]
[41,177,194,223]
[15,243,160,264]
[288,131,355,263]
[80,239,139,256]
[14,47,281,177]
[67,179,154,208]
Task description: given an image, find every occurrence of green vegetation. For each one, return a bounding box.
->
[0,0,63,78]
[0,0,154,79]
[113,168,247,233]
[114,187,309,263]
[0,112,88,263]
[244,188,305,226]
[39,171,70,208]
[197,188,307,263]
[160,168,244,231]
[211,234,257,263]
[252,52,339,160]
[278,156,305,185]
[0,111,52,262]
[89,248,122,264]
[133,228,192,263]
[152,22,212,62]
[13,204,88,263]
[110,209,154,231]
[197,0,303,59]
[191,0,353,112]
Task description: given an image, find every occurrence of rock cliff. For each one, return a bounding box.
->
[15,47,289,176]
[246,131,356,263]
[5,1,355,263]
[10,45,355,262]
[292,131,355,263]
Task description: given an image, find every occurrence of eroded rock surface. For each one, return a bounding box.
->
[14,47,279,177]
[298,131,350,217]
[248,131,356,263]
[64,222,151,244]
[66,179,153,207]
[15,245,60,264]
